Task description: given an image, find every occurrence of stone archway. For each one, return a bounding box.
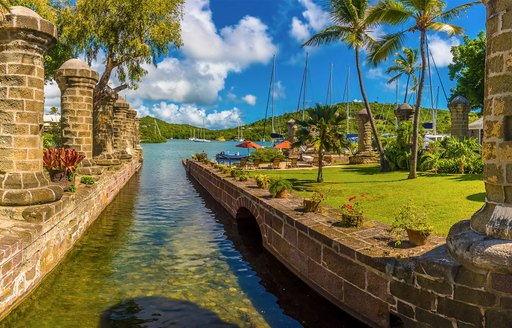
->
[235,207,263,250]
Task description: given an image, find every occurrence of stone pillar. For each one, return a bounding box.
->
[0,7,63,206]
[357,109,372,154]
[449,96,471,139]
[126,108,137,154]
[286,119,297,142]
[133,114,143,162]
[112,98,131,159]
[55,59,98,158]
[93,88,120,165]
[447,0,512,274]
[395,103,414,123]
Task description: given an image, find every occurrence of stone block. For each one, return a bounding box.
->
[283,223,297,247]
[454,285,496,307]
[397,300,415,319]
[485,163,504,184]
[485,182,505,203]
[454,267,488,289]
[437,297,483,326]
[415,307,454,328]
[366,270,390,302]
[297,232,321,263]
[390,280,436,311]
[344,282,389,328]
[322,247,365,289]
[491,273,512,293]
[307,259,343,301]
[485,309,512,328]
[416,275,453,296]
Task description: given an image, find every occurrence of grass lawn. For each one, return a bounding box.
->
[257,164,485,237]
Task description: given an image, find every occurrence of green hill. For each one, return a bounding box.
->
[139,102,480,143]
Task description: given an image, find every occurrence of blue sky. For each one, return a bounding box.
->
[44,0,487,129]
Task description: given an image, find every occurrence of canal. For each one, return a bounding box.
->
[1,140,366,327]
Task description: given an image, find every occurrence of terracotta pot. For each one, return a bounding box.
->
[49,169,74,191]
[406,229,429,246]
[339,213,364,228]
[303,199,321,213]
[275,189,289,198]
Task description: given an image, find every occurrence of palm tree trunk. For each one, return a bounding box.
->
[409,30,427,179]
[404,74,411,104]
[317,145,324,182]
[354,47,390,172]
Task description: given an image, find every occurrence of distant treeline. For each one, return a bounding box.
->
[139,102,480,143]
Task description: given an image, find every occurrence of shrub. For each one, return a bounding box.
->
[231,169,244,178]
[192,152,208,161]
[269,178,292,198]
[68,184,77,192]
[239,173,249,181]
[338,194,366,227]
[254,174,271,189]
[390,205,432,245]
[43,148,85,178]
[80,176,95,185]
[250,148,285,162]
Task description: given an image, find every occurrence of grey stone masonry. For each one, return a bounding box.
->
[112,98,131,160]
[357,108,372,154]
[0,7,63,206]
[55,59,99,159]
[93,88,119,165]
[395,103,414,123]
[448,0,512,274]
[449,96,471,139]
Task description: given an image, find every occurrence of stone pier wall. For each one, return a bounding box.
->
[0,159,141,319]
[186,160,512,328]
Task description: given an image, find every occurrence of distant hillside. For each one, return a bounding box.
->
[139,102,480,143]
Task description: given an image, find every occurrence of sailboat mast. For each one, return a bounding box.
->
[326,63,333,107]
[262,54,275,142]
[426,38,436,135]
[345,66,350,135]
[271,56,276,133]
[303,52,308,120]
[296,52,308,120]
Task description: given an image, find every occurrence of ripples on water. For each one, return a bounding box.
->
[1,140,366,328]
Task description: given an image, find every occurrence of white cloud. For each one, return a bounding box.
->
[290,17,311,43]
[367,67,386,80]
[428,34,460,67]
[273,81,286,100]
[289,0,330,43]
[136,102,241,129]
[242,94,257,106]
[43,81,61,113]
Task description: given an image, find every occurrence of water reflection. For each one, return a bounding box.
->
[100,297,235,328]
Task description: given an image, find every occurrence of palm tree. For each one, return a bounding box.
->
[386,47,420,103]
[303,0,390,172]
[368,0,480,179]
[294,104,348,182]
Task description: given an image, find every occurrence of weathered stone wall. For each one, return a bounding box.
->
[449,96,471,140]
[186,160,512,328]
[0,159,141,319]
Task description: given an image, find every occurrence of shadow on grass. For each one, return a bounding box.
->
[467,192,485,202]
[419,172,483,181]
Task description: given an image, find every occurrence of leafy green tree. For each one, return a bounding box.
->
[303,0,391,172]
[294,104,348,182]
[59,0,184,108]
[449,31,485,110]
[386,47,420,103]
[0,0,10,12]
[368,0,480,179]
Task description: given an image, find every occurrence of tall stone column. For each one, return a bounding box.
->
[126,108,137,153]
[357,109,372,154]
[395,103,414,124]
[0,7,63,206]
[448,0,512,274]
[55,59,98,158]
[449,96,471,139]
[286,119,297,142]
[93,88,120,165]
[112,98,131,160]
[133,114,143,162]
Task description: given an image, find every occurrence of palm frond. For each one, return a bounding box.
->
[367,30,406,65]
[428,22,464,36]
[437,1,481,22]
[302,25,352,47]
[367,0,411,25]
[387,74,402,85]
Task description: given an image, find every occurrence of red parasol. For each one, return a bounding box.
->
[274,140,292,149]
[236,140,262,149]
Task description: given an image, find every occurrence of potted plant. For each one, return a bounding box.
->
[390,205,433,246]
[254,174,270,189]
[303,191,325,213]
[269,178,292,198]
[43,148,84,191]
[239,173,249,181]
[338,194,365,227]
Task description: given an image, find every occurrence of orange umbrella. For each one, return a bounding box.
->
[236,140,262,149]
[274,140,292,149]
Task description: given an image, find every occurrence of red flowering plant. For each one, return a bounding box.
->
[43,148,85,180]
[338,194,366,227]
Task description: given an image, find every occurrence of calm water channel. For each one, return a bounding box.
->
[1,140,366,328]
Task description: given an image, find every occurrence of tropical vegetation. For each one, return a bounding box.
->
[304,0,390,172]
[294,104,349,182]
[368,0,481,179]
[386,47,420,103]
